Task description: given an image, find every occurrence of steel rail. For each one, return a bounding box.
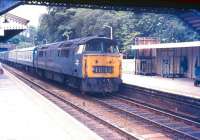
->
[4,64,200,140]
[4,65,140,140]
[93,97,200,140]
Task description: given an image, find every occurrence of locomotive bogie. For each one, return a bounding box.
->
[81,78,121,93]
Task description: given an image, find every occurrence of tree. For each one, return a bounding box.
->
[37,8,200,50]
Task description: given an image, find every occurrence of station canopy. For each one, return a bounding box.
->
[0,13,29,42]
[0,0,200,41]
[131,41,200,50]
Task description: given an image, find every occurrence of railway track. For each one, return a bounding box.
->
[95,96,200,140]
[4,65,133,140]
[4,64,200,140]
[120,84,200,122]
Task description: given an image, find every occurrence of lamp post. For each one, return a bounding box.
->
[103,25,113,40]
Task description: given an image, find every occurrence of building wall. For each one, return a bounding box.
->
[134,47,200,79]
[122,59,135,74]
[190,47,200,78]
[156,47,200,78]
[156,48,184,77]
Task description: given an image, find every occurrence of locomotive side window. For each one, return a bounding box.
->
[57,50,61,57]
[48,50,51,57]
[48,49,54,57]
[38,51,43,57]
[60,49,70,57]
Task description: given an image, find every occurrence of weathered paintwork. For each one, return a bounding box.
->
[82,54,121,78]
[0,36,122,93]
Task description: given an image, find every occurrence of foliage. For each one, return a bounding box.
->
[11,8,200,51]
[8,26,37,47]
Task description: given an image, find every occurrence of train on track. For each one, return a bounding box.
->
[0,36,122,93]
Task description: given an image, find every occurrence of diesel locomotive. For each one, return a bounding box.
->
[0,36,122,93]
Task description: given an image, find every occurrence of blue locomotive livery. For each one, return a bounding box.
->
[0,36,122,93]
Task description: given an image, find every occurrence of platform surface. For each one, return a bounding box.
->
[0,70,103,140]
[122,73,200,99]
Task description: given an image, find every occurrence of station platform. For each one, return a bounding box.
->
[0,70,102,140]
[122,73,200,99]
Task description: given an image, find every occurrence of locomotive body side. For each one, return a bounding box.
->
[35,36,122,93]
[0,36,122,93]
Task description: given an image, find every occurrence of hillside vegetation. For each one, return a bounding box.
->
[9,8,200,50]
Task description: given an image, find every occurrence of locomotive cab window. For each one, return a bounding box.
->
[85,39,118,53]
[77,45,85,54]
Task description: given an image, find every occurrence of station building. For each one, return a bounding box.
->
[0,13,28,52]
[131,41,200,79]
[0,13,29,42]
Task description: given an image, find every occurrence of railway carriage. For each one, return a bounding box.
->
[15,47,36,68]
[1,36,122,93]
[0,51,6,61]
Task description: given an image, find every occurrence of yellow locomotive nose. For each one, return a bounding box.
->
[82,54,121,78]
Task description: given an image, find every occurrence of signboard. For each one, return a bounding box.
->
[135,37,160,45]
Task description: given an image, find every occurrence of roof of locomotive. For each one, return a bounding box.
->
[37,36,115,49]
[66,36,114,45]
